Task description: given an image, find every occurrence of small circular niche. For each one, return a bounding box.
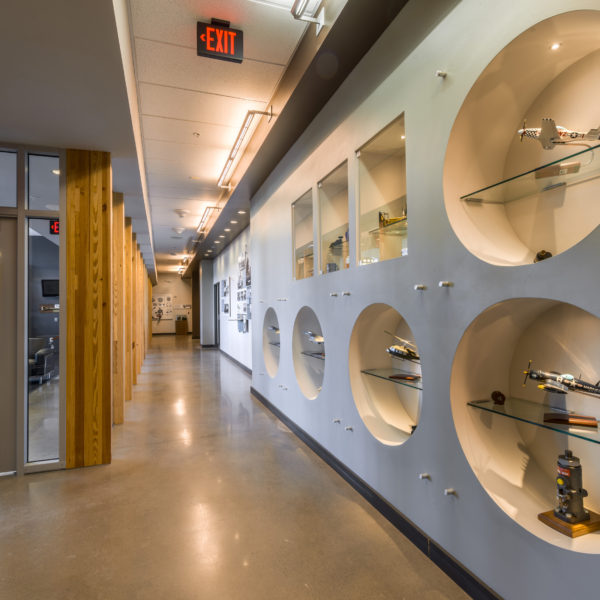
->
[349,304,421,445]
[292,306,325,400]
[262,308,280,378]
[444,11,600,266]
[452,299,600,551]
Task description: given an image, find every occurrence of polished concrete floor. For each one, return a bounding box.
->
[0,336,469,599]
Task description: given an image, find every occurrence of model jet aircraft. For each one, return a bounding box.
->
[518,118,600,150]
[384,330,420,363]
[523,360,600,397]
[304,330,324,344]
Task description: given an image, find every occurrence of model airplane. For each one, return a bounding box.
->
[518,118,600,150]
[304,330,324,344]
[384,330,420,363]
[268,326,280,334]
[523,361,600,397]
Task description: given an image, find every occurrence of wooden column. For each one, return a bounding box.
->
[112,193,125,425]
[132,235,138,385]
[66,149,112,468]
[124,217,133,402]
[147,276,152,349]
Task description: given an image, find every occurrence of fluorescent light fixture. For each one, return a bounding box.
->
[291,0,324,34]
[196,206,220,234]
[217,107,273,189]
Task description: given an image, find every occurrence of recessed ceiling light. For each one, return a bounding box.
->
[207,249,213,253]
[550,42,561,51]
[219,235,225,238]
[224,228,231,232]
[215,240,221,244]
[230,220,238,224]
[192,132,200,137]
[51,169,60,175]
[400,135,406,140]
[237,210,246,214]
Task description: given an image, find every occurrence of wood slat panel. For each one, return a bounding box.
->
[66,149,112,468]
[147,277,152,349]
[124,217,133,402]
[132,235,138,385]
[112,193,125,425]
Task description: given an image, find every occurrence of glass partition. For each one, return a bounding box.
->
[28,154,60,211]
[358,115,407,265]
[27,218,60,462]
[0,150,17,207]
[319,161,349,274]
[292,190,314,280]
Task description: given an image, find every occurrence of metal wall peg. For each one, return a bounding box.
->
[342,291,351,296]
[414,284,427,291]
[329,292,338,297]
[418,473,431,480]
[444,488,457,496]
[276,297,288,301]
[333,418,341,424]
[438,281,454,288]
[436,70,447,78]
[345,426,353,432]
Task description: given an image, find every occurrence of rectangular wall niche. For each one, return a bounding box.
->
[319,161,349,274]
[292,189,314,280]
[358,114,407,265]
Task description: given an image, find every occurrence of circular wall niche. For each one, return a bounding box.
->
[292,306,325,399]
[451,299,600,551]
[349,304,421,446]
[444,11,600,266]
[262,307,280,378]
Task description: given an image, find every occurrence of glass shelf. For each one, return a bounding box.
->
[460,144,600,205]
[468,396,600,445]
[301,351,325,361]
[361,368,422,391]
[369,218,408,237]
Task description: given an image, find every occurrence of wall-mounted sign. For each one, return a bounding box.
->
[49,219,60,235]
[197,19,243,63]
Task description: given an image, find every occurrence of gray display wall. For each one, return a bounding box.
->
[249,2,600,598]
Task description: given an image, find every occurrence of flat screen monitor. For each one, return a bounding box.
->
[41,279,59,297]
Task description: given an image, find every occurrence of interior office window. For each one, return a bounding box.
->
[27,219,60,462]
[358,114,407,265]
[28,154,59,211]
[318,161,349,274]
[0,150,17,207]
[292,190,314,280]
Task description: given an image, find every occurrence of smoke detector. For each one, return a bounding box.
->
[174,208,189,218]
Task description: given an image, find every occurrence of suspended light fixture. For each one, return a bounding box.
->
[290,0,324,35]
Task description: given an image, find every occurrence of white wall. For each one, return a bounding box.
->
[151,276,192,334]
[213,227,252,370]
[249,2,600,599]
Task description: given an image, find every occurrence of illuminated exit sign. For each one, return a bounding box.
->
[49,219,60,235]
[197,19,243,64]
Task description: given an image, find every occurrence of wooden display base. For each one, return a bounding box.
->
[538,510,600,538]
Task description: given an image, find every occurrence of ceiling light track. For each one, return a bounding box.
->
[217,106,273,189]
[291,0,324,35]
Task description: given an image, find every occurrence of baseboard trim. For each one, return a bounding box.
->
[220,348,252,375]
[250,386,500,600]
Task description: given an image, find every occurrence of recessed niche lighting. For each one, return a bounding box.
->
[400,135,406,140]
[224,228,231,232]
[237,210,246,214]
[550,42,561,51]
[230,220,238,224]
[52,169,60,175]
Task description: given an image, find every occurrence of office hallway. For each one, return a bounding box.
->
[0,336,468,599]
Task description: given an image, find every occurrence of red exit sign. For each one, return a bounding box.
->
[197,20,243,64]
[49,219,60,235]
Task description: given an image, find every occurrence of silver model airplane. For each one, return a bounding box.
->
[384,330,420,363]
[268,326,280,334]
[518,118,600,150]
[304,330,324,344]
[523,361,600,397]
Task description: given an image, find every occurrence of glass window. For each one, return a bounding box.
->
[358,114,407,265]
[28,154,60,211]
[0,151,17,207]
[27,218,60,462]
[292,190,314,280]
[318,161,349,274]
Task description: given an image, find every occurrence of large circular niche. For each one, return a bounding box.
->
[444,11,600,266]
[452,299,600,551]
[292,306,324,400]
[349,304,421,446]
[262,307,280,378]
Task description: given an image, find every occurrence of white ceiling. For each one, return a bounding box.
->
[128,0,315,273]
